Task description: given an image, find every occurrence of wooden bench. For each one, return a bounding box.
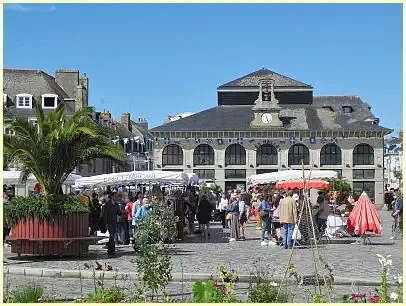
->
[5,236,103,257]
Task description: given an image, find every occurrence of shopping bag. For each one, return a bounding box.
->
[292,225,302,240]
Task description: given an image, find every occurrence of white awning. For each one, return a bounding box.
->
[3,171,82,186]
[248,170,338,185]
[74,170,190,187]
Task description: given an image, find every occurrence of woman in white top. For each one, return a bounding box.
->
[238,195,247,240]
[218,193,229,229]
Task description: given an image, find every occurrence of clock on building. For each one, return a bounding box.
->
[261,113,272,124]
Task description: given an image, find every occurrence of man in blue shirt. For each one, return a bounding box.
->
[259,194,275,246]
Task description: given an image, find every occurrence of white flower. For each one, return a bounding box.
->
[270,281,278,287]
[376,254,392,267]
[394,274,403,284]
[390,292,398,300]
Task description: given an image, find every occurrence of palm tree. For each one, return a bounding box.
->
[4,101,124,196]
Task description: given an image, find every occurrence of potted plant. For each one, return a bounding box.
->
[4,101,124,256]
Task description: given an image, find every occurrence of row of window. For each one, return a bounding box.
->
[4,93,59,109]
[193,169,375,180]
[162,143,375,166]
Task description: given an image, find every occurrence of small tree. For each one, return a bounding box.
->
[322,176,352,203]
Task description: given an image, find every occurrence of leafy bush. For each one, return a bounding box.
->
[192,267,239,303]
[6,283,43,303]
[248,282,287,303]
[5,195,89,228]
[75,289,126,303]
[133,197,175,300]
[135,243,172,300]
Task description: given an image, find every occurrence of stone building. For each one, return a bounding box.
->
[3,69,152,194]
[384,130,403,190]
[150,68,392,204]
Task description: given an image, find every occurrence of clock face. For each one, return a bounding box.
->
[261,113,272,124]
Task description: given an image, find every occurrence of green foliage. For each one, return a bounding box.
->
[6,283,43,303]
[200,184,222,194]
[135,243,172,299]
[322,176,352,202]
[340,294,353,303]
[379,266,389,303]
[4,101,124,196]
[247,261,288,303]
[133,198,176,300]
[192,267,239,303]
[192,280,223,303]
[76,289,126,303]
[248,282,288,303]
[134,198,177,245]
[5,195,89,228]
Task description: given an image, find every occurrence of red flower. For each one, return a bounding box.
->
[221,291,227,296]
[95,299,101,303]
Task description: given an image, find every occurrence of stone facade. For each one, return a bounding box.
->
[151,68,392,206]
[152,135,385,204]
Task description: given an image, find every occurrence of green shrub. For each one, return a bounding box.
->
[6,283,43,303]
[5,195,89,228]
[248,282,288,303]
[192,267,239,303]
[76,288,126,303]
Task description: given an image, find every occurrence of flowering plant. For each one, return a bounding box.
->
[192,267,239,303]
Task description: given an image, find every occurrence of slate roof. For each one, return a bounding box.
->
[3,69,75,118]
[218,68,312,89]
[150,95,391,133]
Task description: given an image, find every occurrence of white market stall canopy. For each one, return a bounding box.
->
[3,171,81,186]
[185,173,199,185]
[74,170,194,188]
[248,170,338,185]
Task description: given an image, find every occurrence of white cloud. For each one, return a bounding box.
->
[5,4,56,13]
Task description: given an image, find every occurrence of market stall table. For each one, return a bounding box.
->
[326,215,351,237]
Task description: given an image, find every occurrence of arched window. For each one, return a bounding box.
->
[225,144,246,166]
[193,144,214,165]
[162,144,183,165]
[288,144,309,166]
[353,144,374,165]
[256,144,278,165]
[320,144,342,165]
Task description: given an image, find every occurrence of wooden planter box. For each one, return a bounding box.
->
[7,213,98,256]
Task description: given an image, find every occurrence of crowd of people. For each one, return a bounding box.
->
[205,188,332,248]
[80,191,153,256]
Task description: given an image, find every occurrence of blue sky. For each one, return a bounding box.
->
[4,3,403,134]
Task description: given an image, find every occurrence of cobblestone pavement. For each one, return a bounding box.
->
[3,210,403,300]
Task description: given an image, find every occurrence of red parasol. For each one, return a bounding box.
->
[347,192,382,235]
[275,180,329,190]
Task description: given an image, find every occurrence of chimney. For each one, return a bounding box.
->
[55,70,79,98]
[121,112,131,131]
[137,118,149,130]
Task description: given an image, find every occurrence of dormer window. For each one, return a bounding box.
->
[3,94,7,104]
[16,94,33,109]
[42,94,58,109]
[342,106,353,113]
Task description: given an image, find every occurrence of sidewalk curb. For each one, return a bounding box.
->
[4,266,397,287]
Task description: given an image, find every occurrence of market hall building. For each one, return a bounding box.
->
[150,69,392,205]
